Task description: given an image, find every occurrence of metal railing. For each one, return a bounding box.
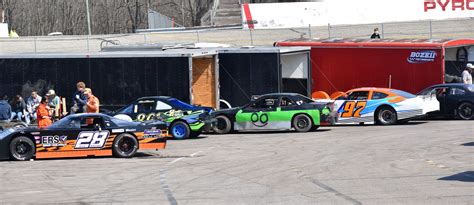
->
[0,18,472,53]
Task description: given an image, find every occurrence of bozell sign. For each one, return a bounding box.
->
[424,0,474,11]
[407,51,438,64]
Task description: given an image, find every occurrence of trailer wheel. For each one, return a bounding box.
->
[457,102,474,120]
[10,136,35,161]
[376,106,397,125]
[213,115,232,134]
[292,114,313,132]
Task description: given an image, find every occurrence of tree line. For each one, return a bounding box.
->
[1,0,212,36]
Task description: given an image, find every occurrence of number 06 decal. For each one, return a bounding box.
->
[74,131,110,149]
[341,101,367,118]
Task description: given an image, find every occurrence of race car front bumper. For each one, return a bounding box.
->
[201,118,217,133]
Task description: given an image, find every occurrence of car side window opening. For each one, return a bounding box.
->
[80,117,105,129]
[371,92,389,100]
[449,88,466,96]
[136,101,156,113]
[251,97,279,109]
[155,101,173,111]
[347,91,369,100]
[280,97,296,107]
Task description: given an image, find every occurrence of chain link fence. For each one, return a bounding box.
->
[0,18,473,53]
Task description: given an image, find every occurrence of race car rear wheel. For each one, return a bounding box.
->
[457,102,474,120]
[376,107,397,125]
[171,121,190,139]
[112,134,139,158]
[293,114,313,132]
[9,136,35,161]
[213,115,232,134]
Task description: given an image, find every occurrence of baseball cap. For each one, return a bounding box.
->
[467,63,474,69]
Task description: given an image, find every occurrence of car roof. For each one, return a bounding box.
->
[136,96,173,101]
[428,83,468,88]
[259,93,304,97]
[67,113,110,118]
[347,87,394,92]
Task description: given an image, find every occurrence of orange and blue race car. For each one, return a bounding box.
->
[315,88,439,125]
[0,113,167,161]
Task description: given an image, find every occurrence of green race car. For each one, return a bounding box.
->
[211,93,334,134]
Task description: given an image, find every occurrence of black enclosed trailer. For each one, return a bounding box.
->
[217,47,311,108]
[0,50,219,110]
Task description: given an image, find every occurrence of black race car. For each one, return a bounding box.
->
[211,93,333,134]
[418,83,474,120]
[0,113,168,161]
[107,96,215,139]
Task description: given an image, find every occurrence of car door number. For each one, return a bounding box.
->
[75,131,110,149]
[341,101,367,117]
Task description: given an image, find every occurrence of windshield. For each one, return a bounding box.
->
[110,117,140,127]
[390,89,416,98]
[48,116,79,129]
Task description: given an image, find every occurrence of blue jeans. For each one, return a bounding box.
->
[11,112,31,124]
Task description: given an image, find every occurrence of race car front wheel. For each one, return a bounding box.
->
[457,102,474,120]
[293,114,313,132]
[113,134,139,158]
[171,121,190,139]
[376,107,397,125]
[9,136,35,161]
[213,115,232,134]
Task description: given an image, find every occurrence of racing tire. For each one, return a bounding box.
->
[292,114,313,132]
[9,136,35,161]
[213,115,232,134]
[170,121,190,140]
[190,132,201,138]
[112,133,139,158]
[457,102,474,120]
[376,107,397,125]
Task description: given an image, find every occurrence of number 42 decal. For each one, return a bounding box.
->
[75,131,110,149]
[341,101,367,118]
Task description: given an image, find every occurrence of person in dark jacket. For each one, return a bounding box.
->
[71,81,88,114]
[0,95,12,122]
[370,28,381,39]
[10,95,29,124]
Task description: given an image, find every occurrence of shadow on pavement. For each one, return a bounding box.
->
[233,128,331,135]
[327,121,427,127]
[461,142,474,146]
[168,136,208,141]
[438,171,474,182]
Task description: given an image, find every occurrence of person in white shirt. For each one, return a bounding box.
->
[462,63,473,84]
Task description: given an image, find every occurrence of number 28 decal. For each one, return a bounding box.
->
[341,101,367,118]
[75,131,110,149]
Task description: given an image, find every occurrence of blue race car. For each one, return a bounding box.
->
[108,96,214,139]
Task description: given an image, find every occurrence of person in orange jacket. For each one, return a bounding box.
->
[37,96,52,128]
[84,88,99,113]
[84,88,99,126]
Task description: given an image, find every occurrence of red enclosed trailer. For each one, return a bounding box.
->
[276,38,474,96]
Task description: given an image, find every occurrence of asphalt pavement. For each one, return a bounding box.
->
[0,120,473,204]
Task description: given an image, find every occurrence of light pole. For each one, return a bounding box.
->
[85,0,91,35]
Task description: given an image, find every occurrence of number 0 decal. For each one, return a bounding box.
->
[74,131,110,149]
[341,101,367,118]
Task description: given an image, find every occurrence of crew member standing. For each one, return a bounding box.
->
[71,82,87,114]
[84,88,100,125]
[37,97,52,128]
[462,63,473,84]
[370,28,381,39]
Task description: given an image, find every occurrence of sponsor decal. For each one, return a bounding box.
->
[251,113,269,127]
[424,0,474,12]
[143,129,162,138]
[74,131,110,149]
[111,129,125,133]
[126,129,137,132]
[407,51,437,63]
[41,135,68,147]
